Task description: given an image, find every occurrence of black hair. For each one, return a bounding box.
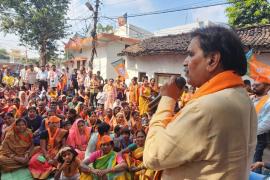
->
[77,119,85,125]
[5,112,14,118]
[114,125,121,134]
[121,127,130,135]
[16,118,27,126]
[244,79,251,86]
[69,108,77,115]
[28,106,38,113]
[97,122,111,135]
[136,129,146,137]
[191,26,247,76]
[57,146,78,164]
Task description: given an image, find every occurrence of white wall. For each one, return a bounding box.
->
[105,42,127,79]
[126,54,186,80]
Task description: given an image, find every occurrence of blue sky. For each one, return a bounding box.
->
[69,0,228,33]
[0,0,229,57]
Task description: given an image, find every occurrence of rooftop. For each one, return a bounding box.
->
[120,24,270,56]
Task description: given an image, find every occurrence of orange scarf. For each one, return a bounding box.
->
[162,71,244,127]
[48,128,60,148]
[255,95,269,114]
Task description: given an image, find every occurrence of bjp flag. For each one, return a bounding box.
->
[111,58,129,79]
[246,49,270,84]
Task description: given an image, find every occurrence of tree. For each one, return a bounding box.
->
[0,48,9,60]
[97,23,114,33]
[226,0,270,27]
[0,0,70,65]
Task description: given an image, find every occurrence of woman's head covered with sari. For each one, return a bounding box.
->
[115,111,128,127]
[66,118,91,148]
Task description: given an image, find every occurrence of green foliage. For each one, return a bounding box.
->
[226,0,270,27]
[97,23,114,33]
[0,0,70,65]
[0,48,9,59]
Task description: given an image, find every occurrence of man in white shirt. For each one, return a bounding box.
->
[25,64,37,89]
[36,65,48,91]
[48,64,59,89]
[19,65,28,87]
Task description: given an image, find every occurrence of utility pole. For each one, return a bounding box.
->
[86,0,100,70]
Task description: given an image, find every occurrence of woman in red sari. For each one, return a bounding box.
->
[66,119,91,160]
[29,116,68,179]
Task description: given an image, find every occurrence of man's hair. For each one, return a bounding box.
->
[191,26,247,76]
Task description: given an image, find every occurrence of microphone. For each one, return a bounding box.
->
[148,76,186,113]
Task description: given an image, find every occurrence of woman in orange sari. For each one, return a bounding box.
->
[139,77,151,115]
[29,116,68,179]
[0,118,33,173]
[66,119,91,160]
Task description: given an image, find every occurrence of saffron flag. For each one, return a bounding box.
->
[111,58,129,79]
[118,13,127,26]
[246,49,270,84]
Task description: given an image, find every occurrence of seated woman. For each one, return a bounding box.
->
[0,118,34,179]
[122,130,154,180]
[112,112,128,130]
[85,122,111,159]
[66,119,91,160]
[28,116,67,179]
[1,112,15,142]
[80,135,128,180]
[24,106,43,145]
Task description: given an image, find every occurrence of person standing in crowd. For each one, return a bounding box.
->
[19,65,28,88]
[251,78,270,173]
[36,65,48,91]
[139,76,151,115]
[149,78,159,98]
[77,68,85,89]
[103,79,117,110]
[84,71,92,92]
[115,77,125,101]
[90,74,100,107]
[48,65,59,89]
[96,71,104,88]
[25,64,37,90]
[128,77,139,107]
[70,68,78,91]
[2,68,15,87]
[143,26,257,179]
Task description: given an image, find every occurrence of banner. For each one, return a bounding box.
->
[117,13,127,27]
[111,58,129,79]
[246,49,270,83]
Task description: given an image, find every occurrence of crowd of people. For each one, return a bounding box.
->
[0,27,269,180]
[0,63,168,180]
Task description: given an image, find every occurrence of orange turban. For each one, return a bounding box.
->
[100,135,112,145]
[49,116,61,123]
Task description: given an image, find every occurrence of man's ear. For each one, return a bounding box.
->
[206,52,221,72]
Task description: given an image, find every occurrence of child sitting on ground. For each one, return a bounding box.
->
[54,146,81,180]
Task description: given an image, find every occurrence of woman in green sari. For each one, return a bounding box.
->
[80,135,129,180]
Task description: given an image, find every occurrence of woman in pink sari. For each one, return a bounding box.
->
[66,119,91,160]
[103,78,117,110]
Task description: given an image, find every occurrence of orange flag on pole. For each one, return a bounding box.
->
[246,49,270,84]
[111,58,129,79]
